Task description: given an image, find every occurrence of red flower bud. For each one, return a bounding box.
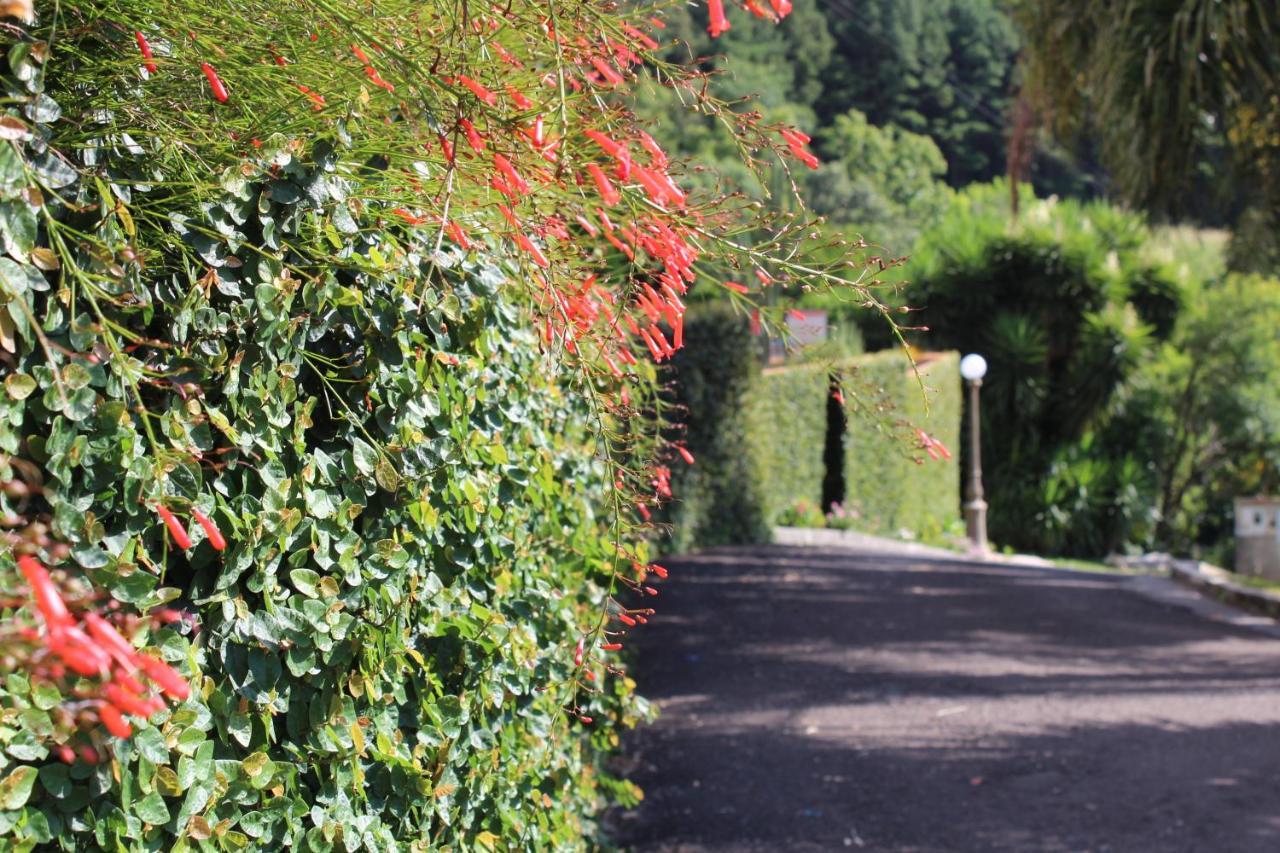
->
[104,683,156,719]
[201,62,229,103]
[17,555,74,629]
[99,703,133,739]
[135,31,158,74]
[84,613,137,668]
[139,655,191,701]
[155,505,192,550]
[649,564,669,579]
[56,744,76,764]
[191,507,226,551]
[600,642,622,651]
[676,446,695,466]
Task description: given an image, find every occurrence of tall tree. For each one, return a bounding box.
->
[818,0,1019,186]
[1015,0,1280,268]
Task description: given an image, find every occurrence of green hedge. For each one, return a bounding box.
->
[664,308,962,550]
[660,307,770,553]
[0,22,643,851]
[744,365,830,525]
[841,351,962,538]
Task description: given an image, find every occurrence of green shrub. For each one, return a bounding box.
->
[841,351,962,538]
[904,182,1179,553]
[744,365,829,526]
[0,17,647,849]
[660,307,770,552]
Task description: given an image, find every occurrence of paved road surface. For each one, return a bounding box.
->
[608,543,1280,852]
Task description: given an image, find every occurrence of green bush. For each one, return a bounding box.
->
[904,182,1179,553]
[660,307,770,552]
[744,365,829,526]
[841,351,962,539]
[0,17,646,850]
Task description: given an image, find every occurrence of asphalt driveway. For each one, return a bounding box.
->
[609,542,1280,852]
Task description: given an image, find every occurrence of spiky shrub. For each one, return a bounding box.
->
[0,0,892,847]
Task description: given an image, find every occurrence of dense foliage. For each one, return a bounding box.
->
[745,365,829,527]
[1016,0,1280,268]
[663,309,958,549]
[839,351,961,539]
[905,183,1280,559]
[659,307,770,553]
[0,0,888,848]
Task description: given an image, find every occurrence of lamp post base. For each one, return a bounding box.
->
[964,498,989,556]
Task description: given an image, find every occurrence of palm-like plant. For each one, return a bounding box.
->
[1014,1,1279,234]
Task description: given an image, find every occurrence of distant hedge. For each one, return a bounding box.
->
[664,310,960,549]
[744,365,829,525]
[841,352,962,538]
[660,307,770,552]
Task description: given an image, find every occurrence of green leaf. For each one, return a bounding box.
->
[0,766,37,810]
[4,372,35,399]
[134,791,170,825]
[289,568,320,597]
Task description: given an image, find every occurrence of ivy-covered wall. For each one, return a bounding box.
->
[842,351,962,539]
[0,21,646,851]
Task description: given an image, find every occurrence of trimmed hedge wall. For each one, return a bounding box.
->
[664,307,960,550]
[661,307,770,553]
[841,351,962,538]
[744,366,829,525]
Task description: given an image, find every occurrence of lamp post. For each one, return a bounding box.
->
[959,353,989,555]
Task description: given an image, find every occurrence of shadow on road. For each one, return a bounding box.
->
[608,545,1280,852]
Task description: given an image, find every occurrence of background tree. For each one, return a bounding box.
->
[1014,0,1280,269]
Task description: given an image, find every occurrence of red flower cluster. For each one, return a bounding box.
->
[16,555,191,746]
[916,429,952,462]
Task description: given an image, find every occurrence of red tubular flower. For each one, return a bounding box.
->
[492,154,529,194]
[296,84,325,110]
[585,163,620,206]
[600,642,623,651]
[191,507,226,551]
[155,504,192,550]
[55,745,76,765]
[201,62,228,103]
[723,281,749,294]
[573,637,585,666]
[99,703,133,739]
[456,74,498,106]
[17,555,73,629]
[707,0,731,37]
[392,207,428,225]
[617,613,637,626]
[768,0,793,17]
[351,44,371,64]
[134,31,158,74]
[579,715,593,724]
[590,56,625,86]
[650,564,670,578]
[104,683,156,719]
[459,118,486,153]
[444,220,472,249]
[139,655,191,701]
[673,313,684,350]
[506,85,533,110]
[84,613,137,668]
[515,234,550,268]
